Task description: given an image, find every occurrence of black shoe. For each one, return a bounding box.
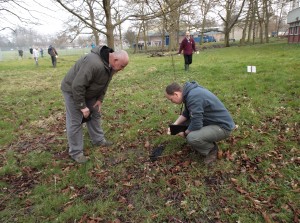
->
[204,143,218,165]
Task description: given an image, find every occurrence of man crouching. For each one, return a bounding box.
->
[165,81,235,164]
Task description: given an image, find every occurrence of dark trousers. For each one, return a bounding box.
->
[51,56,57,67]
[184,54,193,65]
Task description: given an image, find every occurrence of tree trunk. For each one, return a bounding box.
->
[251,0,256,44]
[168,6,180,51]
[276,2,284,38]
[86,0,100,46]
[254,0,263,43]
[200,15,207,45]
[134,23,142,54]
[117,14,123,49]
[224,30,230,47]
[263,0,269,43]
[240,1,251,45]
[142,20,148,52]
[161,17,166,51]
[219,0,246,47]
[103,0,114,48]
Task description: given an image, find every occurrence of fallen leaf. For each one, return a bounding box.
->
[262,212,272,223]
[194,180,202,187]
[123,182,132,187]
[230,178,238,184]
[112,219,121,223]
[127,204,134,210]
[144,140,150,148]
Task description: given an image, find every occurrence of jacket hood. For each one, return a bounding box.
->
[91,45,114,70]
[91,45,103,56]
[183,81,200,102]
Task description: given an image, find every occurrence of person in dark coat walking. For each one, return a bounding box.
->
[178,31,196,71]
[18,49,23,59]
[61,45,129,163]
[48,45,58,67]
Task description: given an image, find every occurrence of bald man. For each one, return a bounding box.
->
[61,45,129,163]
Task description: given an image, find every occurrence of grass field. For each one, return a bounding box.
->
[0,39,299,223]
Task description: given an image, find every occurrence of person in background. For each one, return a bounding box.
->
[61,45,129,163]
[33,47,39,66]
[48,45,58,67]
[178,31,196,71]
[18,49,23,59]
[40,48,44,57]
[165,81,235,164]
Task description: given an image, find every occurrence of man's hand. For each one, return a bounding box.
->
[81,107,90,118]
[167,127,171,135]
[93,100,102,112]
[177,132,185,138]
[177,130,190,138]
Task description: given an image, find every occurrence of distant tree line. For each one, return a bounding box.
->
[0,26,99,51]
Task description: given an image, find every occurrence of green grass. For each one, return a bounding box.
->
[0,39,299,222]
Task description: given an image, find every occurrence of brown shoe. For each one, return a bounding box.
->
[204,143,218,165]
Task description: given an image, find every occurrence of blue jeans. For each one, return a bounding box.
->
[186,125,231,156]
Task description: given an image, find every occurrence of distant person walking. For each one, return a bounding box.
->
[40,48,44,57]
[18,49,23,59]
[33,47,39,66]
[48,45,58,67]
[178,31,196,71]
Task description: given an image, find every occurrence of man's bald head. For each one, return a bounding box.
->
[109,50,129,72]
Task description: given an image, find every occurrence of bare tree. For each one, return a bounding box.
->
[263,0,271,43]
[240,0,251,45]
[124,29,135,47]
[0,0,39,33]
[218,0,246,47]
[198,0,217,45]
[149,0,189,51]
[55,0,140,48]
[273,0,289,36]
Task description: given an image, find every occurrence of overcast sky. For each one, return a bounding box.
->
[2,0,68,36]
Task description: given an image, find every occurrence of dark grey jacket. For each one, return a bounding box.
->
[61,46,114,109]
[182,81,235,131]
